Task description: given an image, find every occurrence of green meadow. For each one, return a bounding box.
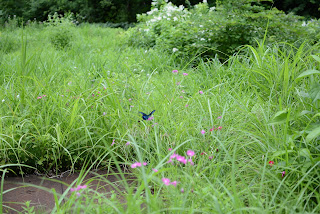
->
[1,10,320,214]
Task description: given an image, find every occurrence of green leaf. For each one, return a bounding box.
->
[311,55,320,63]
[309,83,320,102]
[272,150,294,158]
[306,126,320,143]
[298,148,311,161]
[296,69,320,81]
[268,109,288,125]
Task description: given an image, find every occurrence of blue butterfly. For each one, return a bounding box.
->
[139,110,155,120]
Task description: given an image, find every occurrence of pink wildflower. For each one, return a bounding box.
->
[111,139,115,146]
[129,98,132,101]
[210,128,214,132]
[103,112,106,115]
[268,161,274,166]
[143,162,147,166]
[172,70,178,74]
[176,82,181,86]
[200,152,207,155]
[199,91,203,94]
[37,96,42,99]
[76,185,87,191]
[188,159,194,165]
[126,142,130,146]
[180,188,184,193]
[170,153,177,159]
[147,116,154,121]
[162,178,171,186]
[281,171,285,177]
[130,105,134,108]
[217,116,222,119]
[185,104,189,107]
[177,155,187,164]
[180,96,183,99]
[171,181,178,187]
[218,126,222,130]
[168,148,173,151]
[152,168,158,172]
[181,90,185,93]
[201,130,206,135]
[152,123,158,127]
[208,156,213,160]
[183,73,188,76]
[131,163,138,168]
[186,150,195,157]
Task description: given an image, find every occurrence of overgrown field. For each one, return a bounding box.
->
[0,21,320,213]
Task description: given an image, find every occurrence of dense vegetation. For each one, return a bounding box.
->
[1,0,320,213]
[0,0,319,25]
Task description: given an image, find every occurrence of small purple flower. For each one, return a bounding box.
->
[201,130,206,135]
[199,91,203,94]
[183,73,188,76]
[172,70,178,74]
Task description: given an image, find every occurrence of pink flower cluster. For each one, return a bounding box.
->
[37,95,47,99]
[162,178,178,187]
[131,162,147,168]
[70,185,87,197]
[209,126,222,132]
[167,150,195,165]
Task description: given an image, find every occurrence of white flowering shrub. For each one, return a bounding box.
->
[126,0,320,60]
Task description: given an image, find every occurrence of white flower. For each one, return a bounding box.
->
[199,25,203,27]
[2,99,4,103]
[173,17,178,21]
[203,0,207,3]
[144,28,150,32]
[17,94,20,99]
[172,48,179,53]
[167,18,171,20]
[179,5,184,11]
[200,38,206,41]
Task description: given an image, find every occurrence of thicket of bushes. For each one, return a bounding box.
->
[126,0,320,59]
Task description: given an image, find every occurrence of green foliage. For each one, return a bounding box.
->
[45,13,75,50]
[0,31,19,53]
[126,0,320,60]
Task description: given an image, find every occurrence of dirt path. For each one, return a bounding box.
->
[2,169,133,213]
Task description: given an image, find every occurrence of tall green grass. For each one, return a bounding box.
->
[0,23,319,213]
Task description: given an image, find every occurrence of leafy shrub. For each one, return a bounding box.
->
[45,12,75,50]
[126,0,320,60]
